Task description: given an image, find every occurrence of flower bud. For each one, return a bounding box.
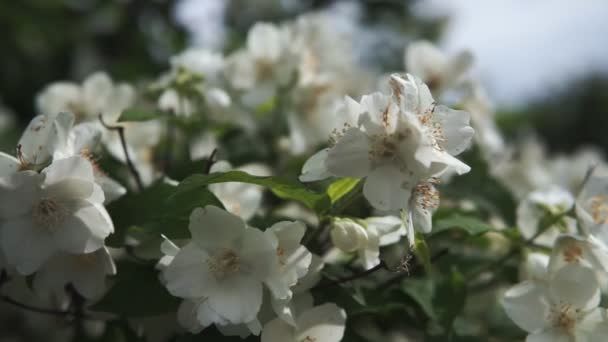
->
[330,220,368,253]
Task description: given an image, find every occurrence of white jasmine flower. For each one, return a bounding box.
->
[576,166,608,243]
[261,303,346,342]
[517,186,576,247]
[264,221,312,301]
[0,156,113,275]
[37,72,135,124]
[170,48,225,82]
[209,161,271,221]
[54,122,126,203]
[405,40,473,95]
[161,206,278,326]
[502,264,606,341]
[300,74,473,211]
[158,89,196,117]
[548,235,608,276]
[225,22,294,105]
[492,138,552,199]
[33,247,116,300]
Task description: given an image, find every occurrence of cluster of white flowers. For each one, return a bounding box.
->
[157,205,345,341]
[0,110,122,301]
[1,6,602,341]
[496,146,608,340]
[300,73,474,247]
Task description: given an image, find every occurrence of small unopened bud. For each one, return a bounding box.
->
[330,220,368,253]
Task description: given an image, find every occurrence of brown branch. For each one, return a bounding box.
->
[316,261,388,289]
[203,148,218,175]
[98,115,144,191]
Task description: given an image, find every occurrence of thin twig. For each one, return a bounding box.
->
[316,261,388,290]
[203,148,218,174]
[98,115,144,191]
[1,295,75,317]
[377,248,449,291]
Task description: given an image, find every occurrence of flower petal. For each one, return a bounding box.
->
[189,206,246,252]
[299,149,331,182]
[326,128,371,178]
[501,281,550,333]
[363,164,413,211]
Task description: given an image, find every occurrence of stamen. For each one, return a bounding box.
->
[32,198,67,230]
[207,248,241,279]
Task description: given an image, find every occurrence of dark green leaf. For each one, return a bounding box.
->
[401,278,436,320]
[118,108,162,122]
[106,181,223,246]
[433,268,467,334]
[172,171,330,213]
[91,261,180,316]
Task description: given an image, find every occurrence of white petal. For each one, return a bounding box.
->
[501,281,550,333]
[363,164,413,211]
[19,112,74,167]
[55,202,113,253]
[0,170,42,218]
[43,156,96,186]
[0,152,19,177]
[299,149,331,182]
[189,206,246,252]
[261,317,295,342]
[1,216,55,275]
[177,300,205,333]
[208,275,263,324]
[433,106,474,156]
[549,264,600,311]
[163,242,214,299]
[295,303,347,342]
[239,228,278,281]
[326,128,371,178]
[526,328,572,342]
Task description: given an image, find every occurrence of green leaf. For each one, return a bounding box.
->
[117,108,162,122]
[106,181,223,246]
[401,278,436,320]
[172,171,330,213]
[90,261,180,317]
[432,214,494,236]
[433,268,467,334]
[326,178,361,204]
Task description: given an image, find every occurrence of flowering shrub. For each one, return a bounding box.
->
[1,11,608,342]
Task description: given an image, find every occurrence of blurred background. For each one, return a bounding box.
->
[2,0,608,155]
[2,1,608,341]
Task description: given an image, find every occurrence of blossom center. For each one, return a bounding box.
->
[414,180,440,211]
[562,243,583,264]
[32,197,67,230]
[207,248,240,278]
[549,304,579,332]
[418,106,445,151]
[589,195,608,224]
